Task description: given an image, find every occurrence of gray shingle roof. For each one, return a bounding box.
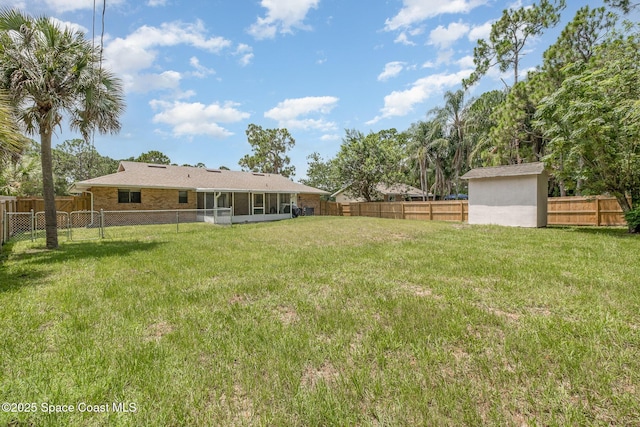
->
[72,161,329,194]
[461,162,546,180]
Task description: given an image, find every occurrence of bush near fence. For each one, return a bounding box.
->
[320,196,629,226]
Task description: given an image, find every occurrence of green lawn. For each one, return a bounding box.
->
[1,217,639,426]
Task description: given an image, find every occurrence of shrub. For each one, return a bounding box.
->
[624,206,640,233]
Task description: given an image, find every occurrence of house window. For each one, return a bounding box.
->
[178,191,188,204]
[118,189,141,203]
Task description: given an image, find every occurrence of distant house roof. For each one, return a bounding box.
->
[71,161,329,194]
[375,183,425,197]
[461,162,546,180]
[330,183,429,199]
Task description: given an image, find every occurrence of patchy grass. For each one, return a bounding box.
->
[0,217,639,426]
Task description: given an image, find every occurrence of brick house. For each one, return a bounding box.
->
[71,161,328,223]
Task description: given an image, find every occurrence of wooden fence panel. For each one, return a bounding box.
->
[548,196,627,226]
[15,195,91,213]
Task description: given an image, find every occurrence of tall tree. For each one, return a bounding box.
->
[53,138,119,192]
[463,0,565,88]
[536,29,640,230]
[407,121,433,201]
[466,89,507,168]
[133,150,171,165]
[239,124,296,177]
[299,152,337,193]
[430,89,472,193]
[0,9,125,248]
[334,129,405,202]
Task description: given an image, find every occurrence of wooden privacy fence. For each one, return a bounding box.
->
[321,200,468,222]
[321,196,629,226]
[16,195,91,213]
[547,196,629,226]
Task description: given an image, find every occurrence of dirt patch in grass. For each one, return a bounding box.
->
[395,282,443,300]
[301,361,339,389]
[143,321,174,342]
[274,305,299,325]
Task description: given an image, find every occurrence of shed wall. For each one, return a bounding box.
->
[468,174,545,227]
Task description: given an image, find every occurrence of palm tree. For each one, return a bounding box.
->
[429,89,472,195]
[0,9,125,248]
[0,90,29,162]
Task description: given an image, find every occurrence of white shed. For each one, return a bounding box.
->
[461,162,548,228]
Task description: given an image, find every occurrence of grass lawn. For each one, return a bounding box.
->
[0,216,639,426]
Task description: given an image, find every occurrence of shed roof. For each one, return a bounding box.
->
[461,162,546,180]
[71,161,329,194]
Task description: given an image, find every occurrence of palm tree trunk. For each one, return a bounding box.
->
[40,128,58,249]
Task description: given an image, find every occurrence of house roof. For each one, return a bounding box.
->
[330,183,430,199]
[376,183,425,197]
[461,162,546,180]
[71,161,329,194]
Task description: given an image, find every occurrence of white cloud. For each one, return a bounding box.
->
[468,21,493,41]
[49,17,89,35]
[265,96,338,130]
[150,100,250,138]
[367,69,471,124]
[378,62,406,81]
[428,21,470,49]
[234,44,254,67]
[394,32,416,46]
[248,0,320,39]
[456,55,475,69]
[124,70,183,93]
[189,57,216,78]
[103,20,232,93]
[320,134,340,141]
[385,0,489,31]
[147,0,168,6]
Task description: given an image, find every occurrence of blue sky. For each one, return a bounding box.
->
[3,0,590,179]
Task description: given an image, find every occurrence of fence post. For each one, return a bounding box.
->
[30,209,35,242]
[428,202,433,221]
[401,203,406,220]
[100,209,104,239]
[460,201,464,222]
[595,197,601,227]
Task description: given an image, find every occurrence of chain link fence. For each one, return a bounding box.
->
[3,208,232,243]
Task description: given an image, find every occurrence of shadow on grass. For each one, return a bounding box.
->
[0,240,166,293]
[549,225,636,238]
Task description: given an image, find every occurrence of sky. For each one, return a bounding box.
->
[2,0,592,180]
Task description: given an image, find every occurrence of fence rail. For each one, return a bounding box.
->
[321,196,628,226]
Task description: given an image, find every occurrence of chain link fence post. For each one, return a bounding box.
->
[30,209,35,242]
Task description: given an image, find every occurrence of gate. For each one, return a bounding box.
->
[5,211,35,242]
[35,211,70,241]
[70,211,102,240]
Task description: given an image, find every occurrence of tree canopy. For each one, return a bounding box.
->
[334,129,406,202]
[239,124,296,178]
